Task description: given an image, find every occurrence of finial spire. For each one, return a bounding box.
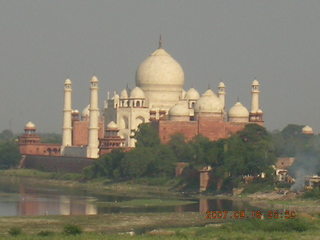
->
[158,34,162,49]
[237,96,239,102]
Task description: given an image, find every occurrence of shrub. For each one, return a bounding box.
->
[37,230,54,236]
[63,224,82,235]
[302,188,320,199]
[223,218,310,232]
[8,227,22,236]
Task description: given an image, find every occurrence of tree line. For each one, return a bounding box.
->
[84,123,276,191]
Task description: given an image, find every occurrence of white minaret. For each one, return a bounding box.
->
[251,79,260,113]
[218,82,226,110]
[61,78,72,154]
[87,76,100,159]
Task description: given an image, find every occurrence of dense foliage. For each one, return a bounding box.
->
[84,123,276,191]
[0,129,20,169]
[272,124,320,178]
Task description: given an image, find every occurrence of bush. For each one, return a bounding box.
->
[242,182,274,194]
[223,218,310,232]
[63,224,82,235]
[8,227,22,236]
[37,230,54,236]
[302,188,320,199]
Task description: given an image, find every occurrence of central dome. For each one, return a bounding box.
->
[135,47,185,109]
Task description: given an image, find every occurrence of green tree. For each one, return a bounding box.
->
[121,147,155,178]
[168,134,194,162]
[134,123,160,148]
[153,144,177,177]
[0,141,21,169]
[225,124,276,177]
[0,129,14,141]
[38,133,62,144]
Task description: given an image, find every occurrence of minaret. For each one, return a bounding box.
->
[61,78,72,154]
[251,79,260,113]
[87,76,99,159]
[218,82,226,110]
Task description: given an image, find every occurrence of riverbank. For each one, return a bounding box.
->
[0,169,183,199]
[0,213,320,240]
[1,169,320,239]
[1,169,320,212]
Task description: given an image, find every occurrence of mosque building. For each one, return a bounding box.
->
[19,40,264,159]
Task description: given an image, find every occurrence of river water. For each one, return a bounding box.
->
[0,177,254,217]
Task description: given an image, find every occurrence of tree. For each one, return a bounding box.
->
[224,124,276,177]
[0,141,21,169]
[0,129,14,141]
[121,147,155,178]
[134,123,160,148]
[168,134,194,162]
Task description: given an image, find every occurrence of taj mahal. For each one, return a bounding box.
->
[19,39,263,159]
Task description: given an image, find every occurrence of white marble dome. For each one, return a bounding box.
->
[302,125,313,134]
[120,89,128,99]
[25,121,36,129]
[130,87,145,99]
[252,79,260,86]
[135,47,185,109]
[107,121,118,129]
[169,102,189,116]
[218,82,225,88]
[185,88,200,100]
[194,89,223,114]
[228,102,249,118]
[82,104,90,117]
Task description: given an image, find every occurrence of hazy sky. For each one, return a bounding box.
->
[1,0,320,133]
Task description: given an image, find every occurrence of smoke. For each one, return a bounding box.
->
[288,152,320,191]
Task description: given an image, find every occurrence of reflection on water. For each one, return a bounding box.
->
[0,177,254,217]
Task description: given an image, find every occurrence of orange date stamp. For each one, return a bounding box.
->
[205,210,296,219]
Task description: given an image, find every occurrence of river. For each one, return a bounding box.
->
[0,176,254,216]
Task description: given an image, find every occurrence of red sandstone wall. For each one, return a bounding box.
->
[19,143,61,156]
[158,119,247,143]
[159,121,198,143]
[72,121,104,146]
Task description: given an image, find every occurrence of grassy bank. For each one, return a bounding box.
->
[0,169,182,199]
[1,214,320,240]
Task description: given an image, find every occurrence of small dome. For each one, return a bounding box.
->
[185,88,200,100]
[218,82,225,88]
[82,105,90,117]
[302,125,313,134]
[130,87,145,99]
[72,109,79,114]
[257,109,263,114]
[181,89,186,99]
[112,93,119,100]
[194,89,223,113]
[202,89,215,96]
[252,79,260,86]
[91,75,98,83]
[107,121,118,129]
[228,102,249,118]
[25,121,36,129]
[120,89,128,99]
[169,102,190,116]
[65,78,72,84]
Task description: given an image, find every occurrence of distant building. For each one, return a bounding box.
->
[275,157,295,182]
[19,39,264,159]
[302,125,314,135]
[18,122,60,156]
